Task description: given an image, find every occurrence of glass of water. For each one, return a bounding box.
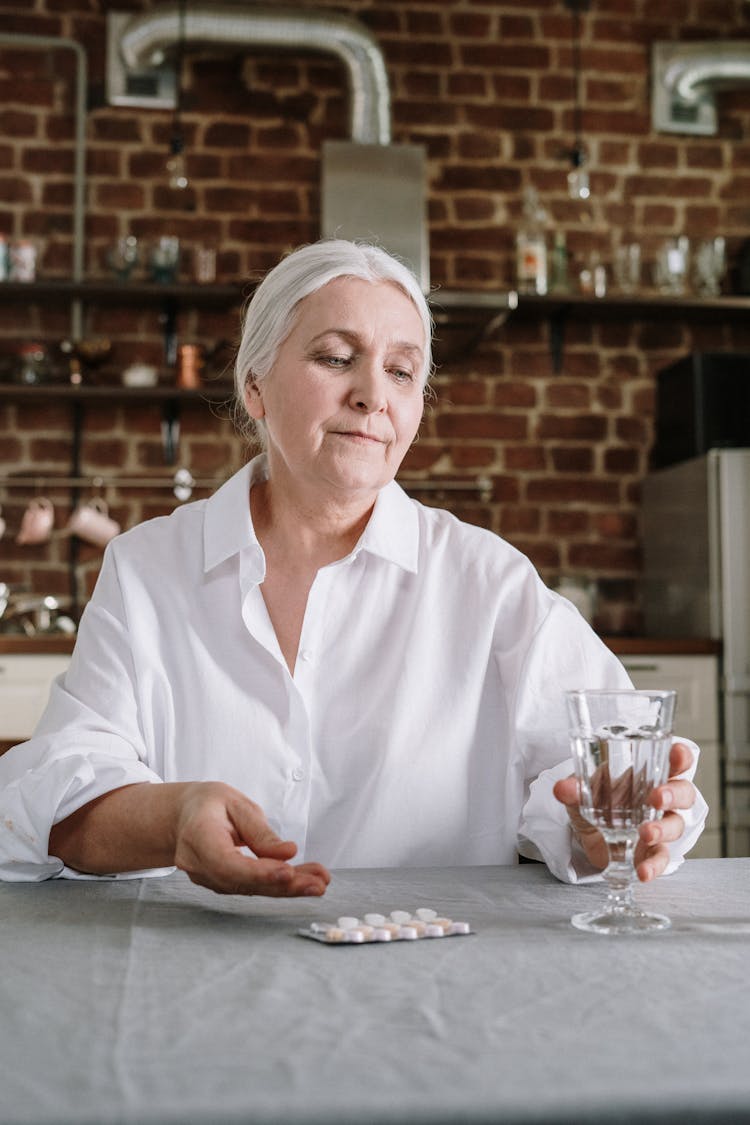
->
[565,688,677,935]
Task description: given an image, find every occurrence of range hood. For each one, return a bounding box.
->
[652,40,750,134]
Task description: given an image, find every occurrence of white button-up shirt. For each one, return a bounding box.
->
[0,457,706,883]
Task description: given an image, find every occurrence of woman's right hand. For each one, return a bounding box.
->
[173,781,331,897]
[49,779,330,898]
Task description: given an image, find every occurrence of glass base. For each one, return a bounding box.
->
[571,907,671,935]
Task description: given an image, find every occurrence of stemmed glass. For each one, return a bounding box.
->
[565,688,677,935]
[693,236,726,297]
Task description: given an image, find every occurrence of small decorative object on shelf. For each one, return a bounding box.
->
[15,342,49,386]
[106,235,140,281]
[0,234,9,281]
[176,344,203,388]
[149,236,180,283]
[8,238,37,283]
[516,187,548,296]
[60,337,112,385]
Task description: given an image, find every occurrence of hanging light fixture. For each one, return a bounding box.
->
[564,0,590,200]
[166,0,189,189]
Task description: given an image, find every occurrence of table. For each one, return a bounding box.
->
[2,859,750,1125]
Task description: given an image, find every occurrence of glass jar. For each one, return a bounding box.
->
[15,342,48,385]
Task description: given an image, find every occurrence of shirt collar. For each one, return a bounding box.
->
[202,454,419,576]
[356,479,419,574]
[202,456,266,575]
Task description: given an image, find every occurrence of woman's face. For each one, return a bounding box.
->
[245,277,426,503]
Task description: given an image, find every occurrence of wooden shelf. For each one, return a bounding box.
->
[0,382,232,404]
[0,278,247,307]
[0,636,75,654]
[512,290,750,320]
[601,636,722,656]
[0,279,517,366]
[508,290,750,370]
[4,280,749,372]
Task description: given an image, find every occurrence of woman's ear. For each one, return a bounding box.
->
[244,375,265,419]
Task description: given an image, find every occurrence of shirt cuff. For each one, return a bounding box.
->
[0,752,165,882]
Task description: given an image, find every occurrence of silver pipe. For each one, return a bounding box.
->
[0,33,87,338]
[118,3,391,145]
[664,40,750,103]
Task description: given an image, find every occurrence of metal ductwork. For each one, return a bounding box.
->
[107,4,428,290]
[652,41,750,135]
[108,3,390,145]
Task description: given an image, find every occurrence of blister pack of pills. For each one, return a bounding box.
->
[298,907,473,945]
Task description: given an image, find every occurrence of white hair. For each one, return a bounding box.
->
[232,239,433,444]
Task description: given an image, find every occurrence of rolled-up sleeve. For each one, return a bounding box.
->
[0,548,168,881]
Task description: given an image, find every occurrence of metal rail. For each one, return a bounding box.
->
[0,470,494,502]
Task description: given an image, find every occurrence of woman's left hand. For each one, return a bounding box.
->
[553,742,697,881]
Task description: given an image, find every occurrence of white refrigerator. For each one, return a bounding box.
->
[641,449,750,857]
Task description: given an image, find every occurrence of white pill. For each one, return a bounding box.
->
[415,908,438,921]
[399,925,418,940]
[390,910,412,924]
[345,930,365,943]
[364,912,386,926]
[373,928,392,942]
[425,924,444,937]
[310,921,333,933]
[337,916,360,930]
[449,921,471,935]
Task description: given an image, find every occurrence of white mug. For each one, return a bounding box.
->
[67,498,120,548]
[15,497,54,546]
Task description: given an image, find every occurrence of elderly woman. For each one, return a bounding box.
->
[0,239,705,895]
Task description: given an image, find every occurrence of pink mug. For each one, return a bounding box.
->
[15,497,54,545]
[67,498,121,548]
[0,505,5,541]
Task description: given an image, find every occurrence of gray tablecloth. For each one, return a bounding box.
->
[2,859,749,1125]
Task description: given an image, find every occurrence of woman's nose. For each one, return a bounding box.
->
[348,363,387,413]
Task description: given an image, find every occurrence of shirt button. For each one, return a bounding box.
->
[299,649,313,662]
[291,767,305,782]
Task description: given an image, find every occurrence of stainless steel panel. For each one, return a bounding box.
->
[321,140,429,292]
[641,455,715,636]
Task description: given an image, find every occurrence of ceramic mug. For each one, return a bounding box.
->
[0,504,5,541]
[67,498,121,548]
[15,496,54,546]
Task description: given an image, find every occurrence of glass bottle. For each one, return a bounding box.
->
[516,187,548,295]
[549,231,569,293]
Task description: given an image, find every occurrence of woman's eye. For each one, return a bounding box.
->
[390,368,415,383]
[318,354,350,368]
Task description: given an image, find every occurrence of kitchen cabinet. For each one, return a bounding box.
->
[618,651,723,859]
[0,651,71,749]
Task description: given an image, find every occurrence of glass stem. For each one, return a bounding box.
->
[603,835,636,912]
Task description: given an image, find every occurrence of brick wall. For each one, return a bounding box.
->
[1,0,749,632]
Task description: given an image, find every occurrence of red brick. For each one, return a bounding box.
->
[504,445,547,471]
[603,447,640,473]
[547,510,591,535]
[527,478,620,505]
[537,414,608,441]
[436,412,529,441]
[569,543,640,571]
[550,446,594,472]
